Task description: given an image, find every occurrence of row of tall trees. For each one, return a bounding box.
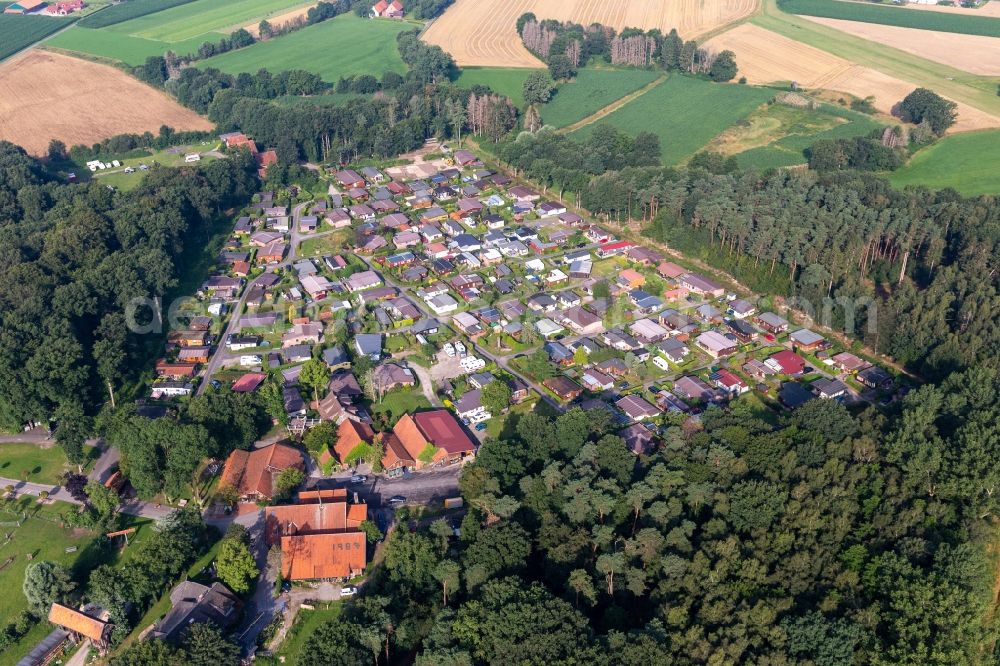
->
[295,368,1000,663]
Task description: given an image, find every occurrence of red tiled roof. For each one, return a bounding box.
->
[281,532,366,580]
[48,604,109,642]
[334,419,376,463]
[232,373,266,393]
[770,350,806,375]
[264,499,367,544]
[413,410,476,455]
[220,443,303,499]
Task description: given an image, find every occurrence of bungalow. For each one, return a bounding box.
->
[178,347,211,363]
[616,395,660,422]
[323,346,351,369]
[282,322,323,348]
[559,211,584,226]
[156,361,198,379]
[373,363,415,392]
[282,345,312,364]
[299,215,318,232]
[779,382,815,409]
[453,233,481,252]
[220,442,304,501]
[755,312,789,334]
[596,240,633,259]
[620,423,657,455]
[527,293,557,313]
[537,201,567,217]
[508,186,540,202]
[569,259,593,279]
[727,319,758,343]
[430,258,456,275]
[680,273,724,298]
[743,358,777,382]
[453,312,484,336]
[657,261,686,279]
[453,150,479,166]
[354,333,382,361]
[581,368,615,392]
[349,204,375,220]
[232,373,266,393]
[831,351,868,373]
[258,241,286,264]
[561,306,603,336]
[656,338,688,364]
[543,376,583,402]
[618,268,646,290]
[250,231,282,247]
[335,169,365,188]
[695,304,722,322]
[695,331,738,358]
[453,389,490,423]
[544,341,573,365]
[360,236,389,253]
[630,319,669,344]
[602,329,640,352]
[630,290,663,313]
[729,299,756,319]
[626,246,663,266]
[344,270,382,292]
[812,377,849,399]
[596,358,629,378]
[421,207,449,224]
[557,291,581,308]
[300,274,334,300]
[766,350,806,376]
[711,369,749,395]
[673,375,717,402]
[789,328,826,352]
[457,198,483,215]
[326,209,352,228]
[150,381,193,399]
[361,166,385,182]
[535,318,565,338]
[857,365,892,389]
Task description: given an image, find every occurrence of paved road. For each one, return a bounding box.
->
[309,466,461,508]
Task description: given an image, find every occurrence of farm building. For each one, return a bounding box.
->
[5,0,45,13]
[371,0,403,17]
[44,0,83,14]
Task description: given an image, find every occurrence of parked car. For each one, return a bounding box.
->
[454,341,466,356]
[443,343,455,357]
[388,495,406,504]
[340,586,357,597]
[475,422,488,431]
[350,475,367,483]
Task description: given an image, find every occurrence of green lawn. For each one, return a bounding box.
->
[370,387,431,423]
[46,25,206,64]
[452,67,541,108]
[258,602,342,666]
[0,443,98,485]
[198,14,410,82]
[888,129,1000,196]
[572,75,774,164]
[756,0,1000,119]
[78,0,197,29]
[0,14,76,62]
[105,0,308,41]
[541,68,662,129]
[84,142,220,191]
[778,0,1000,37]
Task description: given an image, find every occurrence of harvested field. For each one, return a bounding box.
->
[0,50,212,155]
[423,0,759,67]
[706,23,1000,131]
[802,16,1000,76]
[243,3,315,36]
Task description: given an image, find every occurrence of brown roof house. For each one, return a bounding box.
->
[219,443,305,502]
[266,492,369,581]
[317,419,377,470]
[391,410,477,469]
[48,604,113,653]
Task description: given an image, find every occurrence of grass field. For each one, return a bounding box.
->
[198,14,408,82]
[706,100,882,169]
[757,0,1000,119]
[541,68,662,128]
[572,75,774,164]
[47,27,205,64]
[370,388,431,422]
[105,0,308,41]
[0,443,99,485]
[453,67,540,108]
[888,130,1000,196]
[0,14,75,62]
[779,0,1000,37]
[78,0,196,28]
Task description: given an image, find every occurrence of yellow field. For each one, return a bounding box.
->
[423,0,760,67]
[242,4,315,37]
[0,50,213,155]
[706,23,1000,132]
[802,16,1000,76]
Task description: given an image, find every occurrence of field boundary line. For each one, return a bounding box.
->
[557,74,668,134]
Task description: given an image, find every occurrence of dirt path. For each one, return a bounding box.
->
[557,75,667,134]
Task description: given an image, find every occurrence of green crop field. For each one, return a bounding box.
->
[541,68,662,129]
[105,0,308,41]
[0,14,75,62]
[78,0,196,28]
[452,67,540,108]
[198,14,408,82]
[572,75,774,165]
[778,0,1000,37]
[46,26,205,64]
[888,129,1000,196]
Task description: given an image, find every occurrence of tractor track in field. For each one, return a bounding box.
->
[557,74,667,134]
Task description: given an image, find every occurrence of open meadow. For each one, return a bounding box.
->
[422,0,759,67]
[778,0,1000,36]
[888,129,1000,196]
[0,14,75,62]
[197,14,408,81]
[571,75,773,165]
[47,0,309,65]
[452,67,540,108]
[0,50,212,155]
[801,16,1000,76]
[541,68,662,129]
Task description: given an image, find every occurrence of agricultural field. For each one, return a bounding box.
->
[801,17,1000,76]
[0,14,75,62]
[422,0,759,67]
[48,0,311,65]
[452,67,540,107]
[888,129,1000,196]
[0,50,212,155]
[778,0,1000,37]
[77,0,195,28]
[541,68,662,129]
[244,3,315,36]
[571,75,774,165]
[197,14,408,82]
[706,22,1000,132]
[703,98,882,169]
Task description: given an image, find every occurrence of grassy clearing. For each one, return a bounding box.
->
[707,100,882,169]
[0,14,75,62]
[370,388,431,422]
[106,0,307,41]
[0,443,98,485]
[888,129,1000,196]
[756,0,1000,118]
[85,142,220,191]
[779,0,1000,37]
[452,67,540,108]
[79,0,196,28]
[197,14,408,82]
[541,68,661,129]
[572,75,774,164]
[258,602,342,666]
[46,25,205,64]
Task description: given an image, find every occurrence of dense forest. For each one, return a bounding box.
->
[276,367,1000,664]
[0,142,258,455]
[494,127,1000,380]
